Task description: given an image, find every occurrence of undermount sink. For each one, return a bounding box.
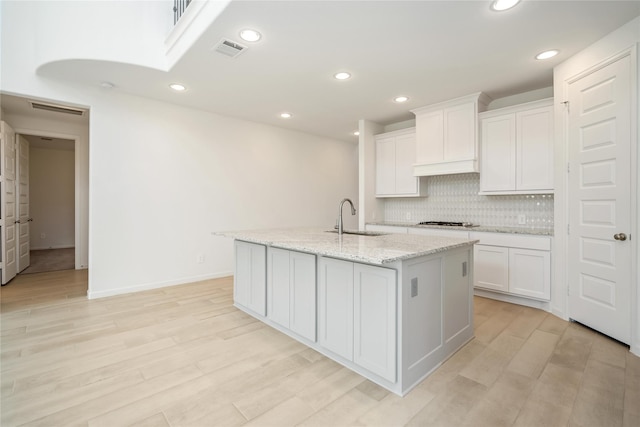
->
[326,230,388,236]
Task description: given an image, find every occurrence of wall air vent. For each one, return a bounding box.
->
[213,39,247,58]
[30,101,84,116]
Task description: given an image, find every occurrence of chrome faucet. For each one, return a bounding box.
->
[335,198,356,235]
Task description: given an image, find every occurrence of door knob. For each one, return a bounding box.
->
[614,233,627,241]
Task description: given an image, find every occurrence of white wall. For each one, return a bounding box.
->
[29,146,75,249]
[87,92,358,297]
[1,0,359,299]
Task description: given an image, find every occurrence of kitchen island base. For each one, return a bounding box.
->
[232,236,475,396]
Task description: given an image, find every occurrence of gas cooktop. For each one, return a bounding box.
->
[418,221,477,227]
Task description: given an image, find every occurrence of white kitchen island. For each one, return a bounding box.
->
[217,228,478,396]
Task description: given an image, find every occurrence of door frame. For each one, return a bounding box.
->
[554,44,638,355]
[13,128,87,271]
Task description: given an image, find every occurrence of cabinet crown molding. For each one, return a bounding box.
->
[480,97,553,119]
[411,91,492,115]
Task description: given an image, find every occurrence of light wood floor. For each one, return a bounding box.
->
[1,270,638,427]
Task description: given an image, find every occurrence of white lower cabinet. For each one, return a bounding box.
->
[508,248,551,300]
[267,247,316,341]
[473,245,509,293]
[353,263,397,383]
[318,257,397,382]
[233,238,474,396]
[234,241,267,315]
[472,232,551,301]
[318,257,354,360]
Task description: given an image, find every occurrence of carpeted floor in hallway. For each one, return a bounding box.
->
[20,248,75,274]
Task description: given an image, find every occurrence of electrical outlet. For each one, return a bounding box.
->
[518,214,526,225]
[411,278,418,297]
[197,254,205,264]
[405,212,411,221]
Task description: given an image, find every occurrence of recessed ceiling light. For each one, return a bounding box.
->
[100,81,114,89]
[239,29,261,42]
[491,0,520,11]
[535,49,559,60]
[394,96,409,103]
[334,72,351,80]
[280,112,292,119]
[169,83,186,91]
[353,131,360,136]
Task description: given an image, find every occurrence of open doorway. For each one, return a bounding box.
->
[0,93,89,288]
[20,134,75,274]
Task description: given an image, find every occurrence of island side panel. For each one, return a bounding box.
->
[399,246,475,394]
[401,254,444,388]
[443,248,474,352]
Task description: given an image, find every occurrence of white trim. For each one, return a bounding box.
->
[87,271,234,299]
[11,127,87,272]
[554,38,639,354]
[474,288,551,311]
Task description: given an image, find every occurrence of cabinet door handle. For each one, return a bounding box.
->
[614,233,627,241]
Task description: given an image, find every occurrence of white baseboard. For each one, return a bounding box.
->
[87,270,234,299]
[474,288,551,312]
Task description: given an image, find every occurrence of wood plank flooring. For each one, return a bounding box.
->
[1,270,638,426]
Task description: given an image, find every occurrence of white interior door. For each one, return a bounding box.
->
[17,135,30,272]
[1,121,18,284]
[567,55,632,344]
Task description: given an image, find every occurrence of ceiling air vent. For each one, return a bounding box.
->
[30,101,84,116]
[213,39,247,58]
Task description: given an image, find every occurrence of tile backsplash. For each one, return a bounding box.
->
[384,173,554,231]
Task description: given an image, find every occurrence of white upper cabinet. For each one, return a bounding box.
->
[479,99,554,194]
[411,92,490,176]
[375,128,424,197]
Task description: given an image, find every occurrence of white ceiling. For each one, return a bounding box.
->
[14,1,640,142]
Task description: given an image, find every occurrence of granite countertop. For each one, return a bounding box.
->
[215,227,478,265]
[367,221,554,236]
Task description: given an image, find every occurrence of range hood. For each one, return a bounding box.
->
[411,92,490,177]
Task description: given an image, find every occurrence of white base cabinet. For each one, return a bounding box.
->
[234,241,266,316]
[353,263,397,383]
[472,232,551,301]
[318,257,355,360]
[473,245,509,293]
[318,257,397,382]
[267,247,316,342]
[508,248,551,300]
[234,241,474,396]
